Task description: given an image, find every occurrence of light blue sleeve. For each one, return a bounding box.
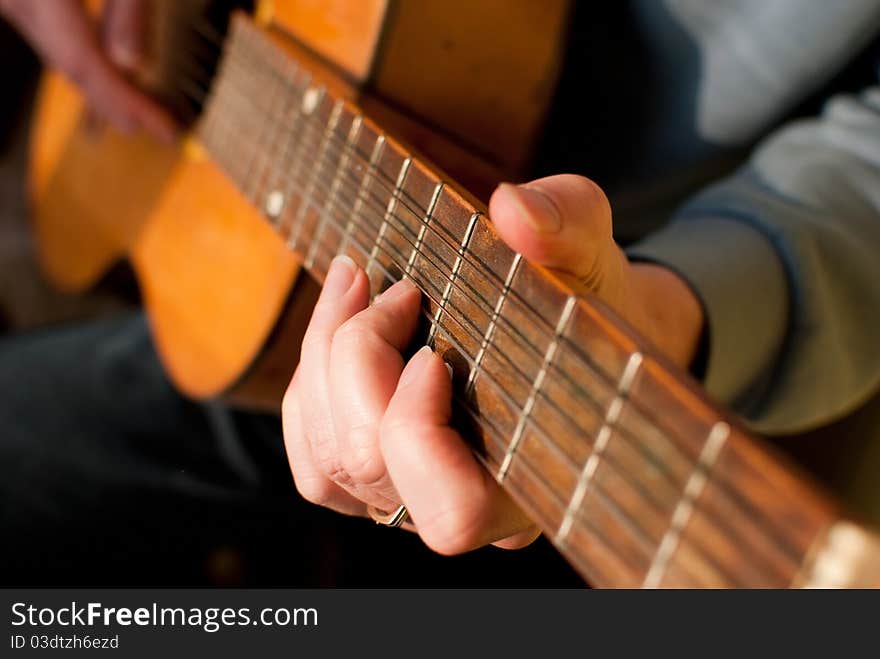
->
[627,85,880,435]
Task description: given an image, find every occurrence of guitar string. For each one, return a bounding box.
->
[211,66,696,505]
[98,5,689,584]
[205,85,752,585]
[201,41,792,565]
[178,31,695,447]
[163,18,796,580]
[172,32,804,584]
[179,21,804,576]
[204,67,793,585]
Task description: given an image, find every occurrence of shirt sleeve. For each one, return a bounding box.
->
[627,85,880,435]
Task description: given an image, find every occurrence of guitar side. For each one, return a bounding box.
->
[27,0,570,403]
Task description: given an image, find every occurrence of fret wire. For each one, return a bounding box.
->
[201,29,805,579]
[556,352,642,545]
[211,113,774,589]
[465,253,521,396]
[227,64,260,185]
[275,73,317,227]
[263,70,309,224]
[339,134,385,257]
[304,227,675,581]
[290,169,764,579]
[428,211,479,346]
[218,134,784,588]
[305,113,362,269]
[498,294,577,481]
[289,92,338,251]
[259,156,737,585]
[249,59,299,205]
[206,77,720,548]
[643,422,731,588]
[218,58,598,383]
[463,399,648,585]
[238,45,280,193]
[217,59,250,184]
[251,67,293,202]
[233,53,270,187]
[217,33,634,407]
[367,157,412,287]
[208,95,796,580]
[405,181,444,278]
[202,36,240,166]
[307,223,641,581]
[302,139,796,572]
[218,48,591,385]
[209,53,318,225]
[212,80,798,579]
[207,25,594,396]
[234,33,275,195]
[196,28,693,572]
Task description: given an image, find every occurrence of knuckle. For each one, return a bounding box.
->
[313,453,354,490]
[293,474,335,507]
[330,320,390,372]
[331,317,373,351]
[340,436,386,489]
[418,505,488,556]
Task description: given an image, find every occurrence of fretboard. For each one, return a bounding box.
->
[194,16,847,587]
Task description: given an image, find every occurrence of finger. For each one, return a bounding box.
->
[84,57,178,142]
[102,0,148,72]
[381,347,539,555]
[297,255,370,493]
[281,369,366,517]
[488,175,626,296]
[0,0,176,142]
[328,278,422,509]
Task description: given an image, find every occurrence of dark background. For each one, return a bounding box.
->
[2,8,879,588]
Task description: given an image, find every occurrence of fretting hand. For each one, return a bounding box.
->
[282,174,705,553]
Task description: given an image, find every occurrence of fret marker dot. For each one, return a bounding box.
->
[302,87,320,115]
[265,190,284,218]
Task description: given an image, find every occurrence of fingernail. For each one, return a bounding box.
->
[445,362,454,380]
[499,182,562,234]
[374,278,418,305]
[323,255,358,297]
[398,345,433,388]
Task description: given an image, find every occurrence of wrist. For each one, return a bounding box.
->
[625,262,706,370]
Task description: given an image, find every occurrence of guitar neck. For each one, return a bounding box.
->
[194,15,880,587]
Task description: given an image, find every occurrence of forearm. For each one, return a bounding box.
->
[628,84,880,433]
[626,262,705,371]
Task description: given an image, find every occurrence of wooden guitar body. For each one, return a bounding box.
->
[30,69,300,400]
[27,1,880,586]
[28,0,569,405]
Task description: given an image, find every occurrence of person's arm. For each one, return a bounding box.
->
[628,84,880,434]
[0,0,175,142]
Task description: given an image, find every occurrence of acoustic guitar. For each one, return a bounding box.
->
[28,0,880,587]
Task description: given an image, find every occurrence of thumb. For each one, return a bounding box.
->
[488,174,626,298]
